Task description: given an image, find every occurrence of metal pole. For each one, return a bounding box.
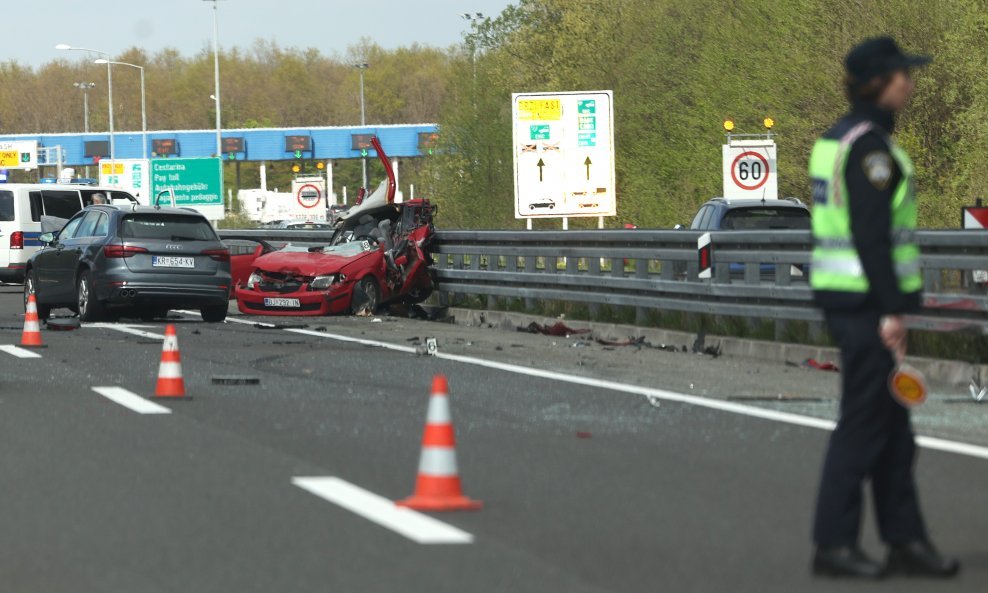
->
[83,88,89,133]
[211,0,222,157]
[140,66,147,160]
[359,67,367,189]
[107,59,115,159]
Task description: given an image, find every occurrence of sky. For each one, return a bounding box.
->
[6,0,514,67]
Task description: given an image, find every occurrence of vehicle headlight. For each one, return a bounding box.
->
[247,271,263,288]
[309,274,342,290]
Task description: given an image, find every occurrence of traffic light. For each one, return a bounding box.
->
[723,118,735,132]
[316,162,325,170]
[360,148,369,158]
[292,164,301,173]
[294,149,303,159]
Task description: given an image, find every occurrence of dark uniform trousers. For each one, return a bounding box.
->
[812,305,928,546]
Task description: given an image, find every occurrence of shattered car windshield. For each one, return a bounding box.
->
[279,241,373,256]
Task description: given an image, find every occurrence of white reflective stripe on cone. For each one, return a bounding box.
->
[158,362,183,378]
[23,321,40,331]
[162,336,179,351]
[417,447,459,477]
[426,393,451,424]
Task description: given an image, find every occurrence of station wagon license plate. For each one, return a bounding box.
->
[152,256,195,268]
[264,297,301,308]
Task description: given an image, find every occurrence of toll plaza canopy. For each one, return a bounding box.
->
[0,123,438,166]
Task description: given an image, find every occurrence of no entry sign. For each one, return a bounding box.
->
[722,139,777,200]
[296,184,321,209]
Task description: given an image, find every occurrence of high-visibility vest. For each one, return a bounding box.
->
[808,121,922,294]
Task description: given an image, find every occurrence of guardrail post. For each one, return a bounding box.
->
[524,255,536,311]
[774,264,793,341]
[588,256,602,317]
[635,258,648,324]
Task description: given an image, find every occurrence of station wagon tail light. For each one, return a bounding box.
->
[9,231,23,249]
[201,248,230,262]
[103,244,149,258]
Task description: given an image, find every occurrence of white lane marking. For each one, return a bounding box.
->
[292,476,473,545]
[92,386,172,415]
[0,344,43,359]
[283,327,988,462]
[87,323,165,340]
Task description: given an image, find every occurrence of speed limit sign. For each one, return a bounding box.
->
[723,140,777,200]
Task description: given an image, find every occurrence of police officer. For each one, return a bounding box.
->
[808,37,959,579]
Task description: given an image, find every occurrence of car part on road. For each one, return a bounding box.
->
[211,375,261,386]
[154,324,190,400]
[46,317,81,331]
[517,321,590,337]
[970,377,987,402]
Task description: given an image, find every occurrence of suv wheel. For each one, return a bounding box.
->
[23,270,51,322]
[200,304,227,323]
[77,269,106,322]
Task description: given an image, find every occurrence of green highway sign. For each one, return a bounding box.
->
[530,124,551,140]
[294,149,302,159]
[151,157,224,219]
[578,100,596,114]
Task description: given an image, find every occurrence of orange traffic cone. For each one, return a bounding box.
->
[154,324,189,399]
[21,294,45,348]
[397,375,482,511]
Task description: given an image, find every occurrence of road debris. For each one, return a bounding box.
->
[254,323,307,330]
[46,318,81,331]
[518,321,590,337]
[212,375,261,386]
[800,358,840,372]
[645,395,662,409]
[971,377,987,402]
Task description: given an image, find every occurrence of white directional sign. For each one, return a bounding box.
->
[99,159,151,204]
[512,90,616,218]
[722,138,777,201]
[0,140,38,170]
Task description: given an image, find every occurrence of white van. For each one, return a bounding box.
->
[0,183,137,283]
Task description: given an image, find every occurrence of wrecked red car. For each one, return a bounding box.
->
[233,137,436,316]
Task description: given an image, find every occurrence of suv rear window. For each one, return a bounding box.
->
[119,214,218,241]
[0,191,14,221]
[721,207,811,230]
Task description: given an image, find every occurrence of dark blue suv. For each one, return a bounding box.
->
[690,197,810,231]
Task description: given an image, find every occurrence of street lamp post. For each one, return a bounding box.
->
[73,82,96,133]
[96,60,146,160]
[459,12,485,81]
[352,62,369,189]
[204,0,223,157]
[57,44,114,158]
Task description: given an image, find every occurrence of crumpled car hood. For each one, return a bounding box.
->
[252,249,375,277]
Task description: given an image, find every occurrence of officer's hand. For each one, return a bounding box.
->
[880,315,908,361]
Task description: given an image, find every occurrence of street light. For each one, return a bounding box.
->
[95,59,146,160]
[203,0,224,157]
[57,43,114,158]
[459,12,486,81]
[73,82,96,133]
[352,62,369,189]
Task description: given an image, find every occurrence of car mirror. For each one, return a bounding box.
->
[39,232,56,245]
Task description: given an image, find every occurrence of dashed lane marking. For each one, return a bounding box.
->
[292,476,473,544]
[0,344,43,359]
[92,386,172,415]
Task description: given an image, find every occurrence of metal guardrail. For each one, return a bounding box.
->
[430,229,988,333]
[218,228,988,333]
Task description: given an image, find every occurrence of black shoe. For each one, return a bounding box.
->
[812,546,886,579]
[887,540,960,577]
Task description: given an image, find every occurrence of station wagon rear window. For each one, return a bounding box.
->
[120,214,218,241]
[39,190,84,219]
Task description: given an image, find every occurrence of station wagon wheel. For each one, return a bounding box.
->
[76,269,106,322]
[23,270,51,322]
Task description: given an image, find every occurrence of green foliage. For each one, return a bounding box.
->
[424,0,988,230]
